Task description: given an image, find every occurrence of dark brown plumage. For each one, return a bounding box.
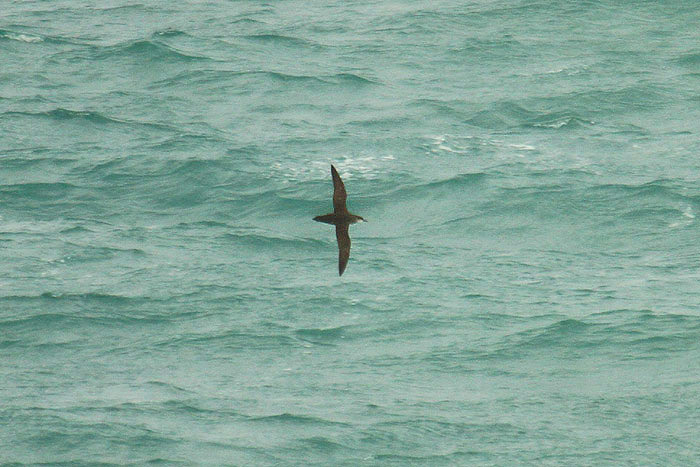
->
[313,165,364,276]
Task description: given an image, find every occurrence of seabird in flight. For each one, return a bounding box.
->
[313,165,365,276]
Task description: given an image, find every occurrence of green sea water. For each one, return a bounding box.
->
[2,1,700,465]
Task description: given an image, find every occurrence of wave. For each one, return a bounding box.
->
[475,178,696,227]
[222,231,326,251]
[2,108,175,134]
[241,33,322,49]
[526,113,592,130]
[249,413,350,427]
[58,224,95,234]
[324,72,380,86]
[174,220,230,229]
[409,99,474,121]
[95,38,212,62]
[294,325,350,344]
[674,52,700,67]
[414,172,489,192]
[4,108,115,124]
[466,101,594,131]
[0,28,114,47]
[0,181,81,201]
[580,181,695,223]
[227,70,326,85]
[62,245,148,263]
[0,297,205,334]
[0,312,87,330]
[460,83,671,130]
[230,17,265,26]
[373,451,488,463]
[154,68,379,92]
[149,69,242,88]
[488,310,700,360]
[88,3,149,13]
[489,179,688,206]
[151,28,189,39]
[247,70,377,87]
[78,146,237,188]
[367,172,488,206]
[0,28,89,46]
[1,292,150,307]
[0,29,43,43]
[478,318,600,360]
[154,330,298,350]
[298,436,349,452]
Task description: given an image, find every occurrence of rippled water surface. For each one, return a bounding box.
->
[2,1,700,464]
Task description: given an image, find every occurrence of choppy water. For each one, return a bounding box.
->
[2,1,700,465]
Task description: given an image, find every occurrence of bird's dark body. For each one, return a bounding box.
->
[313,213,364,225]
[313,165,364,276]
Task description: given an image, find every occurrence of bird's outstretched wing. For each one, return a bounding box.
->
[335,222,351,276]
[331,165,348,214]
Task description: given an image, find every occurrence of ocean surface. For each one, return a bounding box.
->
[2,1,700,465]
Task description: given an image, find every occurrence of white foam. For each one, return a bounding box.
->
[682,205,695,219]
[330,154,395,178]
[430,134,537,157]
[430,134,470,154]
[6,33,43,43]
[508,143,535,150]
[437,144,460,153]
[670,205,695,228]
[535,119,570,129]
[276,153,395,182]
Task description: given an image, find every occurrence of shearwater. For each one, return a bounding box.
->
[313,165,365,276]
